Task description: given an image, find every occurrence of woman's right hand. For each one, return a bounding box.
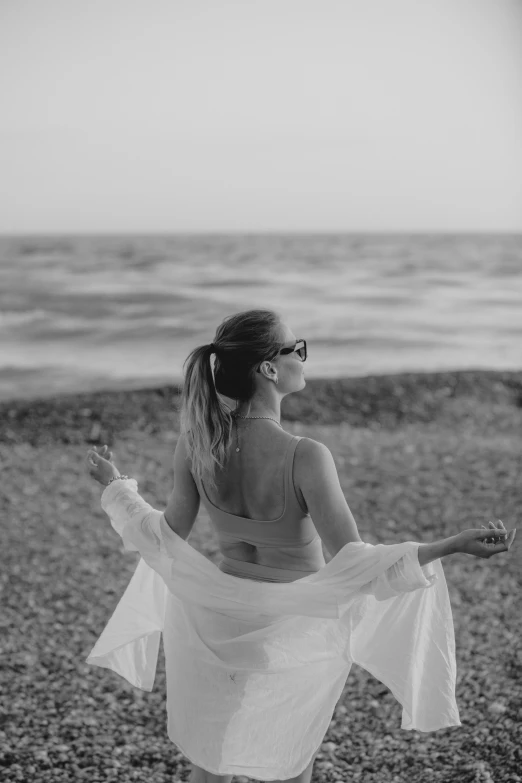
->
[453,519,516,558]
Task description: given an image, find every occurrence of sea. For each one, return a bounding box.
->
[0,233,520,402]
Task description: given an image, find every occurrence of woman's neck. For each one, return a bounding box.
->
[223,391,282,420]
[233,406,281,421]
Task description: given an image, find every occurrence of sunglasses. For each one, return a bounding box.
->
[256,338,307,372]
[279,338,307,361]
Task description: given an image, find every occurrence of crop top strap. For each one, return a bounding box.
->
[284,436,307,514]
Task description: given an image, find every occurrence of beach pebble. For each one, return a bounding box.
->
[322,741,338,753]
[318,760,334,770]
[88,421,101,440]
[488,701,507,714]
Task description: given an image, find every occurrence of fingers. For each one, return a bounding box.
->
[476,522,515,556]
[479,526,506,538]
[487,529,516,555]
[480,532,507,548]
[87,444,113,461]
[481,519,508,545]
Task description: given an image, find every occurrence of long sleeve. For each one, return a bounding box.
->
[85,479,171,691]
[99,477,164,554]
[358,545,437,601]
[344,553,460,731]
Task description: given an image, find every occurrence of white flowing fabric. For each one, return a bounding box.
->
[86,479,461,780]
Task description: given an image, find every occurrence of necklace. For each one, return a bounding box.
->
[232,414,283,453]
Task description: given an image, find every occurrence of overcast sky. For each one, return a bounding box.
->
[1,0,521,233]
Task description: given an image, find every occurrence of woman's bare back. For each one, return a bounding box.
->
[197,422,313,567]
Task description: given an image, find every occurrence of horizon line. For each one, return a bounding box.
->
[1,229,521,238]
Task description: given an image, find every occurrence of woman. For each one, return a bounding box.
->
[86,308,516,783]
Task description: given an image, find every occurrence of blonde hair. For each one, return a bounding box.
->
[179,309,284,492]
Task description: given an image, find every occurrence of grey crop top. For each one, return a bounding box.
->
[192,435,325,582]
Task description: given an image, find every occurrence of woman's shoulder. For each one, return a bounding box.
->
[292,435,329,474]
[293,435,338,485]
[278,431,322,453]
[293,434,327,453]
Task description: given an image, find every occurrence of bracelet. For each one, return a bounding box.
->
[105,474,130,487]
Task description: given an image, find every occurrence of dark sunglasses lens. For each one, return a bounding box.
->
[296,343,306,360]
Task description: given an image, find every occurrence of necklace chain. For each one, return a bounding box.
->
[232,414,282,452]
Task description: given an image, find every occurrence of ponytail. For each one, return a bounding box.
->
[178,309,283,492]
[179,344,234,492]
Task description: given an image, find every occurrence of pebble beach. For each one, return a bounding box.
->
[2,368,521,783]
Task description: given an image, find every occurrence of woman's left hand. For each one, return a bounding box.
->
[87,445,122,487]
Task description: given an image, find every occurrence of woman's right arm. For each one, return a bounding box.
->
[297,438,363,558]
[297,439,514,564]
[417,538,458,566]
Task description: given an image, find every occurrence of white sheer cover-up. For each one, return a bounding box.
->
[85,479,461,780]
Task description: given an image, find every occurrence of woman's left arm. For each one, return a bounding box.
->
[162,433,200,541]
[87,434,200,546]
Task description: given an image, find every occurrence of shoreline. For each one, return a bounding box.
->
[1,367,521,445]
